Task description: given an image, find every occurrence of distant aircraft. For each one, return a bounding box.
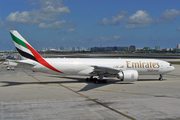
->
[9,30,175,83]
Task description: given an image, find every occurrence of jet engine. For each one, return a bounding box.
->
[117,70,138,82]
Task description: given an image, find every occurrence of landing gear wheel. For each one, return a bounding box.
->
[94,79,107,84]
[86,78,90,81]
[99,80,103,83]
[159,74,164,81]
[102,80,107,83]
[94,79,99,84]
[89,77,94,81]
[93,78,98,81]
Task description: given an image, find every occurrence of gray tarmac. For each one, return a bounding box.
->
[0,63,180,120]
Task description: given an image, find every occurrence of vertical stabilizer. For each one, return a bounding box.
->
[9,30,63,73]
[10,30,38,62]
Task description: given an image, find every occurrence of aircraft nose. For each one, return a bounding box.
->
[172,66,175,70]
[171,66,175,71]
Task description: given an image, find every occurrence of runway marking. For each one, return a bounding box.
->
[91,89,168,97]
[155,95,167,97]
[22,70,136,120]
[22,69,180,100]
[59,83,136,120]
[85,98,98,101]
[69,86,180,99]
[22,69,48,85]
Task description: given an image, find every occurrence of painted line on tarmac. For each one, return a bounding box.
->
[22,69,46,84]
[22,70,135,120]
[69,86,180,99]
[59,83,135,120]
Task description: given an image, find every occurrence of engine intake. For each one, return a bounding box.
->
[118,70,138,82]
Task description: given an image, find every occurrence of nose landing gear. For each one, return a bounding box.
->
[159,74,165,81]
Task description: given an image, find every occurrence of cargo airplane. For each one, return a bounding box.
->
[9,30,175,84]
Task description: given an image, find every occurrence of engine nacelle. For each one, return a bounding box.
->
[117,70,138,82]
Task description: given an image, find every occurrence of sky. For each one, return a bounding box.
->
[0,0,180,50]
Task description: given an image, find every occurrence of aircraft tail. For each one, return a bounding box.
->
[9,30,63,73]
[10,30,40,62]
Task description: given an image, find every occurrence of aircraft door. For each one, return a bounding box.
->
[160,63,164,69]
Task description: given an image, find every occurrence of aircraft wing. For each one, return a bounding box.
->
[6,60,36,67]
[91,65,120,76]
[16,61,36,66]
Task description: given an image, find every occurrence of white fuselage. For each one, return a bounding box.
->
[9,30,175,81]
[19,58,175,76]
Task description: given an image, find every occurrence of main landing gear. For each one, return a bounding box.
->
[86,76,107,84]
[159,74,164,81]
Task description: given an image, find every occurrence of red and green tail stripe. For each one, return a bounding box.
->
[10,31,63,74]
